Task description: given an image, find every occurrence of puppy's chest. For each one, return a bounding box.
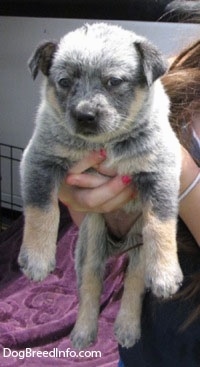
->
[54,142,155,175]
[104,145,156,175]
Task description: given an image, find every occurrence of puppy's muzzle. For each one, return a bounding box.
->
[71,103,99,136]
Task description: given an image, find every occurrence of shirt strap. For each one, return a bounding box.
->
[179,171,200,202]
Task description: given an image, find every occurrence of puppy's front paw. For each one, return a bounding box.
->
[146,261,183,298]
[18,245,56,281]
[114,313,141,348]
[70,323,98,350]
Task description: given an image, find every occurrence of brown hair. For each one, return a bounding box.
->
[162,40,200,166]
[161,40,200,329]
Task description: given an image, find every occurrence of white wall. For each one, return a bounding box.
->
[0,17,200,208]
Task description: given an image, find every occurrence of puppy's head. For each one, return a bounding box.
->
[29,23,167,142]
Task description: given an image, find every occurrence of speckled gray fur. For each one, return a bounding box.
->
[18,23,183,350]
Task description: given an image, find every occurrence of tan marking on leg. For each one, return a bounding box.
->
[71,264,103,349]
[143,210,177,266]
[23,203,59,253]
[71,213,106,349]
[143,209,183,297]
[78,270,102,319]
[114,248,145,348]
[19,199,59,281]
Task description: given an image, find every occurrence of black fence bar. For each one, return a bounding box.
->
[0,143,24,231]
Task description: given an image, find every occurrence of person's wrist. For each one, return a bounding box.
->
[68,208,86,227]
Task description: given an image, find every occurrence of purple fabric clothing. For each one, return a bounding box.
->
[0,206,127,366]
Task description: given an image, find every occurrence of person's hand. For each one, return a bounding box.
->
[58,150,138,237]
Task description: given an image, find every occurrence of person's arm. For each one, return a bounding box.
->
[179,147,200,246]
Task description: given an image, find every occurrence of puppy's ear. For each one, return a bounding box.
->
[134,40,167,86]
[28,42,57,80]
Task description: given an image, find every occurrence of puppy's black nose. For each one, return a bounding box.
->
[76,111,96,124]
[72,105,99,135]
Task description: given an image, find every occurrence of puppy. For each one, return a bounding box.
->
[18,23,183,349]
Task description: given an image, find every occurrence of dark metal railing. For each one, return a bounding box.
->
[0,143,24,231]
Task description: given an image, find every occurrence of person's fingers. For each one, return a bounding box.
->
[95,163,117,177]
[69,149,106,174]
[96,185,136,213]
[71,175,133,211]
[66,172,110,188]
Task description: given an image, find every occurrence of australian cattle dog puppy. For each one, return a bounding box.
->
[18,23,183,349]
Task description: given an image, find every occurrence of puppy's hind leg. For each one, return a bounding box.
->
[114,231,145,348]
[71,213,107,350]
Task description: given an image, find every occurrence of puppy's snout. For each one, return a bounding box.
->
[72,103,99,135]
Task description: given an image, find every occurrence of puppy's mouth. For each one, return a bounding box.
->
[75,124,99,137]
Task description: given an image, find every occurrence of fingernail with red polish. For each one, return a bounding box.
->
[122,175,132,185]
[99,149,107,158]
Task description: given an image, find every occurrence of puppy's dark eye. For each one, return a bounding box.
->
[107,77,123,87]
[58,78,71,88]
